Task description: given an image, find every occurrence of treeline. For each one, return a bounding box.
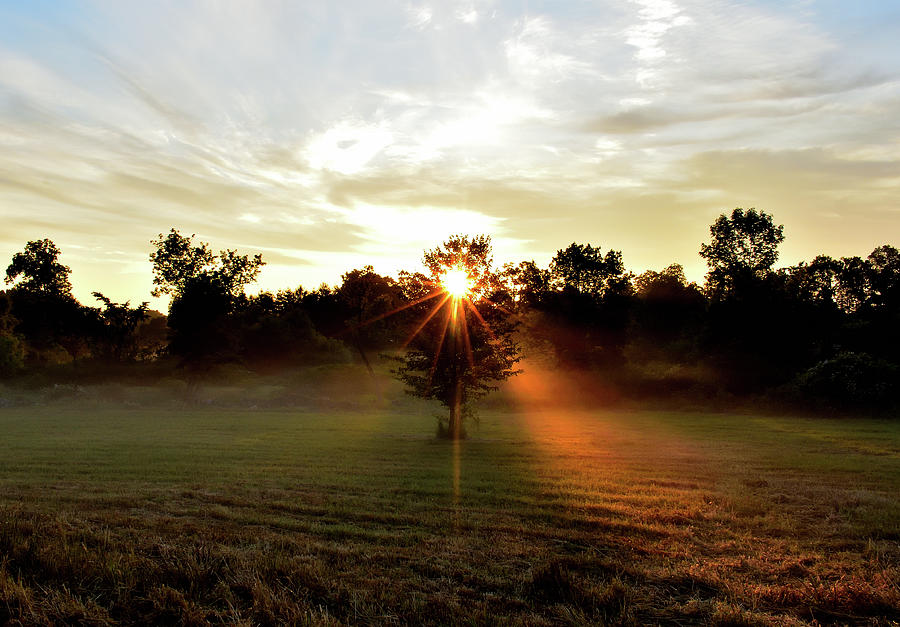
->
[1,209,898,414]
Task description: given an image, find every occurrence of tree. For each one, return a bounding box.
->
[394,235,521,439]
[834,255,869,314]
[336,266,401,374]
[630,264,705,359]
[782,255,841,306]
[549,243,625,297]
[528,243,631,369]
[4,239,95,363]
[149,228,264,298]
[166,273,238,379]
[4,239,72,296]
[866,244,900,311]
[699,208,784,299]
[501,260,551,309]
[149,229,265,386]
[91,292,150,362]
[234,290,349,372]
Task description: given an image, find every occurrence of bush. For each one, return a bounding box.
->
[795,352,899,412]
[0,334,25,377]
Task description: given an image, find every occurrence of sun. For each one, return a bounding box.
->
[442,267,473,298]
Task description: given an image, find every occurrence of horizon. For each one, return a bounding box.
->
[2,0,899,308]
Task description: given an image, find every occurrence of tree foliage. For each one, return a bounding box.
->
[4,211,900,417]
[149,229,264,298]
[149,229,265,382]
[336,266,401,373]
[3,240,97,363]
[91,292,150,362]
[423,234,495,296]
[4,239,72,296]
[0,291,24,376]
[549,243,626,297]
[234,289,349,372]
[395,235,521,438]
[699,208,784,299]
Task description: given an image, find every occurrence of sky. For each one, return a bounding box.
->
[1,0,899,308]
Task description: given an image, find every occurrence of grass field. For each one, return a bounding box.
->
[1,383,899,624]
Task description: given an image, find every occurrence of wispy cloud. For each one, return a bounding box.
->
[0,1,898,304]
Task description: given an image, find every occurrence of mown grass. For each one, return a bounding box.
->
[0,395,898,624]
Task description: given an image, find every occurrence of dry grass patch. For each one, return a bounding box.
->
[0,406,898,624]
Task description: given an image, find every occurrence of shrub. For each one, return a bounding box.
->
[0,334,25,377]
[795,352,898,412]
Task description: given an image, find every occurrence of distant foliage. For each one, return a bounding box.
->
[550,242,627,297]
[2,210,899,418]
[0,299,25,376]
[91,292,149,362]
[796,352,898,411]
[336,265,402,372]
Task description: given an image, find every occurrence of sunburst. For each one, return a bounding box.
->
[442,267,473,299]
[341,260,499,374]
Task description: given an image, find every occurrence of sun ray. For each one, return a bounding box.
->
[401,292,451,349]
[426,301,453,387]
[336,288,444,336]
[458,299,474,368]
[464,298,498,342]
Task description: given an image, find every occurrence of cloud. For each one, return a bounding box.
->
[664,147,900,266]
[304,120,394,175]
[1,1,899,305]
[504,16,595,86]
[625,0,692,62]
[406,5,434,30]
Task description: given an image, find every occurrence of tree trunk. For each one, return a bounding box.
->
[448,378,463,440]
[354,335,375,376]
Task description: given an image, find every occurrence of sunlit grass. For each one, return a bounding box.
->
[0,401,898,624]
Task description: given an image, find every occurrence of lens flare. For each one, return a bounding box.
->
[442,267,472,298]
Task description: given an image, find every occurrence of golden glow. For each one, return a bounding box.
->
[442,267,473,298]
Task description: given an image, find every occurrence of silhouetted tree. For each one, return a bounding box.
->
[550,243,625,297]
[91,292,149,362]
[336,266,401,373]
[778,257,843,367]
[395,235,520,439]
[166,273,238,381]
[699,208,784,300]
[866,245,900,311]
[783,255,840,306]
[630,264,705,361]
[530,243,631,369]
[846,245,900,362]
[501,260,551,309]
[149,228,264,298]
[149,230,265,388]
[4,239,95,363]
[4,239,72,296]
[835,255,870,314]
[234,290,347,372]
[695,210,794,390]
[296,284,344,338]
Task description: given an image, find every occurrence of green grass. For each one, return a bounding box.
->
[1,402,899,624]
